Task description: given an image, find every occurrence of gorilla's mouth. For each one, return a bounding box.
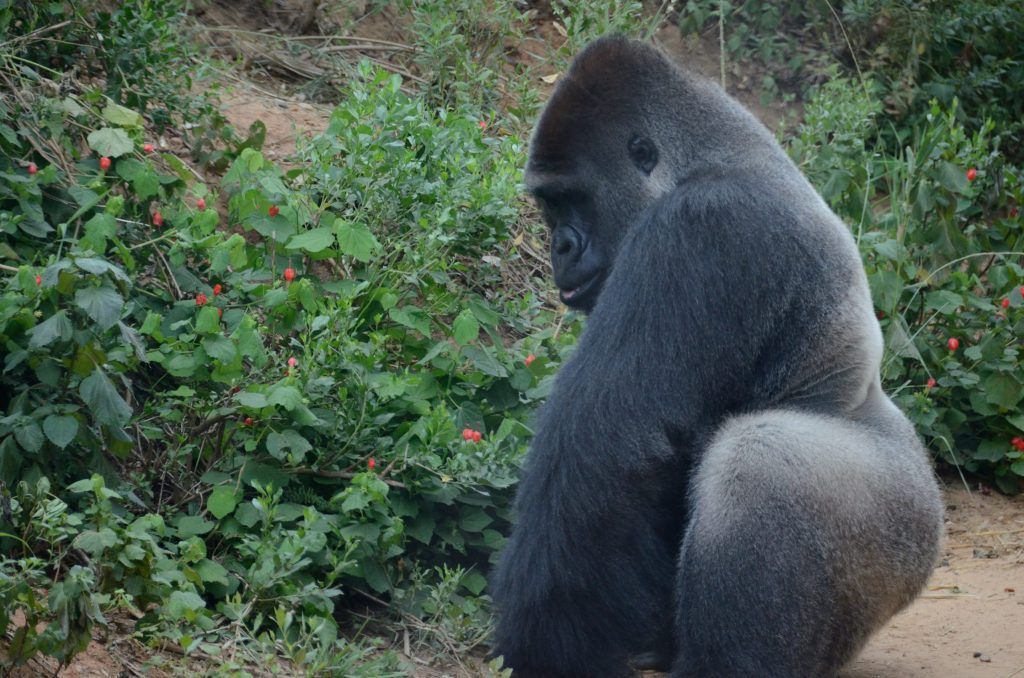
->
[559,273,603,308]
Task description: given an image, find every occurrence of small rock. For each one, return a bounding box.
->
[979,654,991,663]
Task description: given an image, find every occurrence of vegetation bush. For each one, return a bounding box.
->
[0,0,1022,672]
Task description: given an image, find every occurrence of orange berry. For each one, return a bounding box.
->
[966,168,977,181]
[472,430,482,442]
[525,353,536,366]
[283,267,296,282]
[213,283,222,296]
[143,143,154,153]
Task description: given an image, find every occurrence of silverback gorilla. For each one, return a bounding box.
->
[490,36,944,678]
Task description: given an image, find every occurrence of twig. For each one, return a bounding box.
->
[291,467,407,488]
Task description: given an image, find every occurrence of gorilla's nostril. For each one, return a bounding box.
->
[555,238,573,256]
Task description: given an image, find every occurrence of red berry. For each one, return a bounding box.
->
[462,428,472,441]
[479,120,487,130]
[213,283,222,296]
[1002,298,1010,309]
[1020,286,1024,300]
[368,457,376,470]
[217,307,223,319]
[244,416,254,426]
[196,197,206,211]
[143,143,154,153]
[283,267,296,283]
[27,163,37,175]
[35,274,41,285]
[153,211,163,227]
[268,205,279,217]
[196,293,208,306]
[1012,207,1020,218]
[947,337,960,351]
[876,310,885,319]
[288,357,298,368]
[99,156,111,171]
[926,378,936,389]
[966,168,977,181]
[525,353,536,366]
[472,430,482,443]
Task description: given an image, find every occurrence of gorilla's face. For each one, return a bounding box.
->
[527,132,663,313]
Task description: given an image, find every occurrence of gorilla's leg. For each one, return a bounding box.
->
[672,407,942,678]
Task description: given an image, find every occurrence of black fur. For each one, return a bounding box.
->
[490,36,943,677]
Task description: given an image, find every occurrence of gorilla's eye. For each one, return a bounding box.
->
[628,135,659,175]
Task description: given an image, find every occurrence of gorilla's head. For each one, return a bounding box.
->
[525,36,766,312]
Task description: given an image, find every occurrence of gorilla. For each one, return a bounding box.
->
[490,36,944,678]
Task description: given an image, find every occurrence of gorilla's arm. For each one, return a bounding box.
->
[491,172,831,675]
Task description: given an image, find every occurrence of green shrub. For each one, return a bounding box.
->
[792,79,1024,491]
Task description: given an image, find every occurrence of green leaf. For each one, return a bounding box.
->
[236,391,269,408]
[983,373,1022,409]
[75,285,124,331]
[936,161,969,194]
[335,220,380,262]
[207,486,240,520]
[102,102,143,128]
[389,306,432,336]
[43,415,78,449]
[87,127,134,157]
[164,590,206,621]
[28,310,72,348]
[266,429,312,462]
[203,335,236,363]
[268,385,303,410]
[115,159,159,199]
[80,368,133,427]
[462,571,487,595]
[74,257,129,282]
[1007,414,1024,433]
[195,306,221,334]
[458,507,493,533]
[73,528,119,555]
[175,515,214,538]
[81,212,118,252]
[286,227,335,253]
[194,559,229,586]
[462,346,507,377]
[452,309,479,345]
[15,422,44,452]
